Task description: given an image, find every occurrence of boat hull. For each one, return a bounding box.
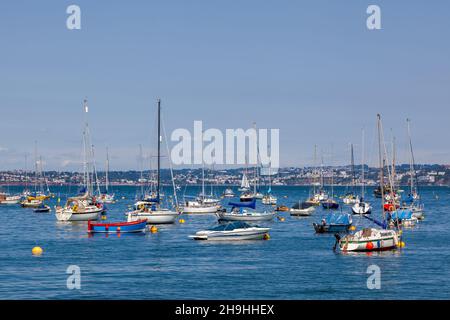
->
[339,229,398,252]
[88,220,147,233]
[313,223,350,233]
[322,202,339,210]
[55,208,102,221]
[191,228,270,241]
[290,207,315,216]
[182,205,220,214]
[128,210,178,224]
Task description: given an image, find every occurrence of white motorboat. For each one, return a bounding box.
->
[262,194,277,205]
[20,198,43,208]
[55,195,103,222]
[290,201,315,216]
[351,201,372,215]
[0,194,21,205]
[336,228,399,252]
[343,194,359,205]
[190,221,270,241]
[127,206,179,224]
[182,199,221,214]
[216,199,274,222]
[222,188,235,198]
[99,193,115,204]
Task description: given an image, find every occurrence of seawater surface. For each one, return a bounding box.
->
[0,186,449,299]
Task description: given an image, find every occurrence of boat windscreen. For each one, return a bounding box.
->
[210,221,252,231]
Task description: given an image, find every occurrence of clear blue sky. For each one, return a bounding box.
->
[1,1,449,171]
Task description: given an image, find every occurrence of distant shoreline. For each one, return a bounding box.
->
[1,183,448,187]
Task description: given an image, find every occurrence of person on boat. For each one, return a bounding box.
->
[321,219,326,226]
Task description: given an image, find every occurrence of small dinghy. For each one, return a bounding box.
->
[33,204,51,213]
[190,221,270,241]
[290,201,315,216]
[313,213,352,233]
[88,219,147,234]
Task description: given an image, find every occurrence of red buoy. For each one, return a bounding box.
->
[366,242,374,250]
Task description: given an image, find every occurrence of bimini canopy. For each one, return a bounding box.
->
[228,199,256,210]
[325,213,352,225]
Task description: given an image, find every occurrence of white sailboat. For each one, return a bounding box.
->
[238,172,250,192]
[55,99,103,221]
[337,114,401,252]
[352,129,372,215]
[402,118,424,220]
[182,135,221,214]
[99,147,115,204]
[127,99,179,224]
[343,144,358,205]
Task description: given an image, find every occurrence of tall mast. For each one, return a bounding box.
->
[391,133,396,191]
[253,122,257,194]
[407,118,416,195]
[312,145,317,194]
[139,144,144,196]
[361,129,365,198]
[105,147,109,193]
[34,141,38,192]
[24,154,28,191]
[157,98,161,201]
[377,114,385,219]
[350,143,355,193]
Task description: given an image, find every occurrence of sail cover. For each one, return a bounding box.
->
[391,209,413,220]
[325,213,352,225]
[228,199,256,209]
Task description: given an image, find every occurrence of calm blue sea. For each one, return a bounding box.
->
[0,185,449,300]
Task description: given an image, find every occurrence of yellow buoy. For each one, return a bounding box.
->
[398,230,403,235]
[150,226,158,233]
[263,233,270,240]
[278,217,285,222]
[32,246,43,256]
[101,215,107,220]
[179,218,185,224]
[349,225,356,231]
[397,241,406,248]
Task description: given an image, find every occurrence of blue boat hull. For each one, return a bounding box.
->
[88,220,147,233]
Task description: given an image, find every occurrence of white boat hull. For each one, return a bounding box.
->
[290,207,315,216]
[55,208,102,221]
[127,210,179,224]
[191,228,270,241]
[339,229,398,252]
[182,205,220,214]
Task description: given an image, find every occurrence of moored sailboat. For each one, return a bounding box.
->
[126,99,179,224]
